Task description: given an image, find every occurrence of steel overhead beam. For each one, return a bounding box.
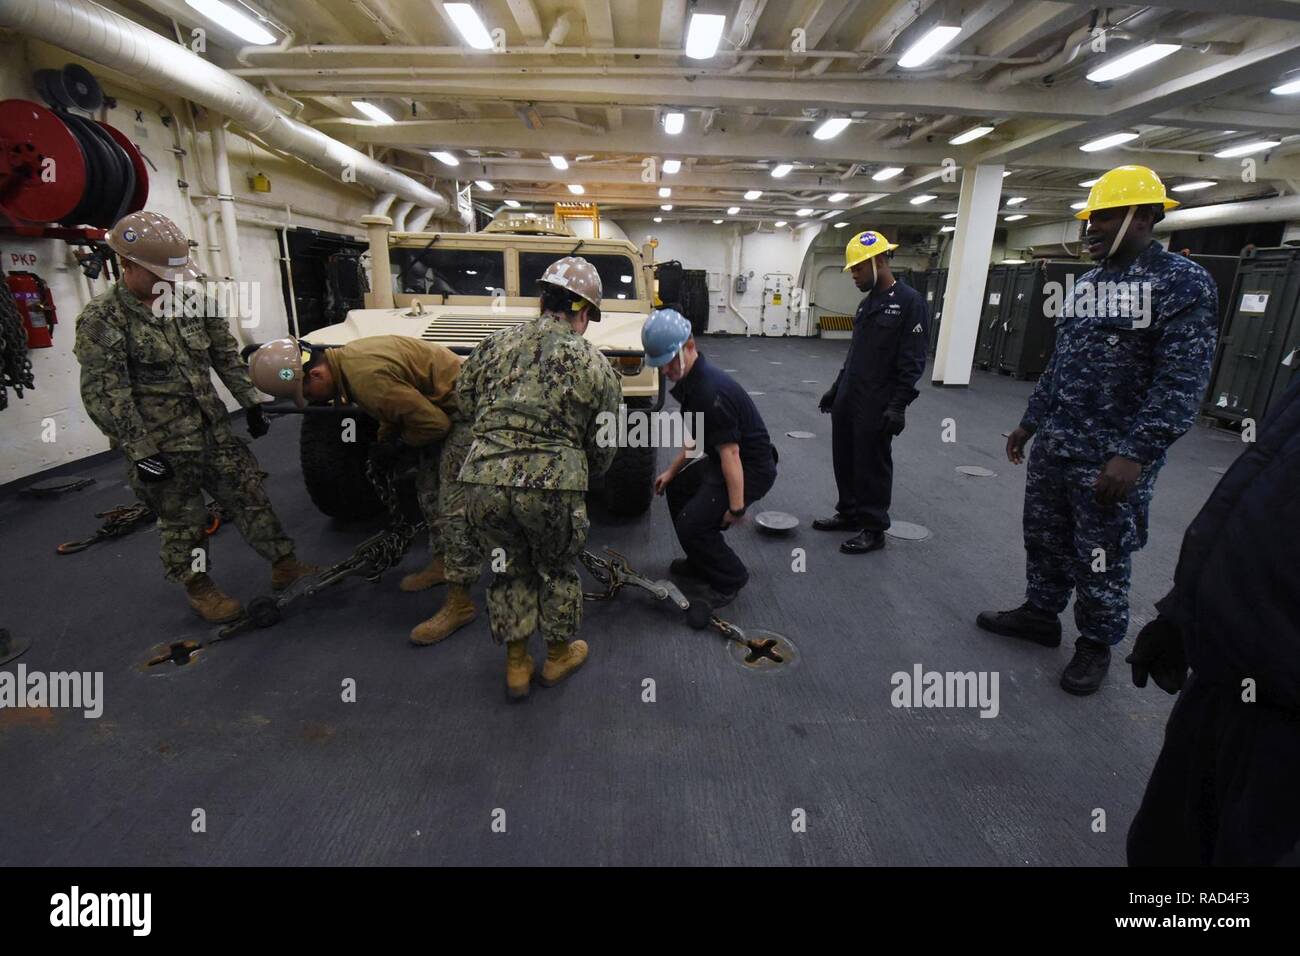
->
[465,161,929,194]
[978,31,1300,163]
[658,0,686,48]
[276,73,1105,120]
[505,0,545,45]
[1134,0,1300,21]
[1152,105,1300,135]
[340,120,958,165]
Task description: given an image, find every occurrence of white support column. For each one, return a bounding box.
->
[933,163,1004,386]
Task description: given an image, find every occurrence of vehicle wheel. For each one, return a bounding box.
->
[599,442,656,516]
[299,411,384,519]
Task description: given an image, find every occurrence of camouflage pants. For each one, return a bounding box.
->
[464,484,589,644]
[1023,442,1159,646]
[414,420,480,585]
[127,439,294,583]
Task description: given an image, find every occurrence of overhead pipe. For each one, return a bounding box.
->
[370,192,397,217]
[407,207,436,232]
[391,201,415,232]
[1156,193,1300,232]
[211,124,244,290]
[0,0,458,221]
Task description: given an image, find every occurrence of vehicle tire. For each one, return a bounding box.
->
[598,442,656,516]
[299,411,384,519]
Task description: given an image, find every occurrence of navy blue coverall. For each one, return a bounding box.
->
[829,279,929,531]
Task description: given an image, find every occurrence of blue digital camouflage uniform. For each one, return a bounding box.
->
[1019,241,1218,645]
[73,281,295,582]
[458,312,621,644]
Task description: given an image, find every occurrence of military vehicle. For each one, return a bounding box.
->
[292,211,661,521]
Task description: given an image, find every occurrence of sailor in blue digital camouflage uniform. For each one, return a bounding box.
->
[977,165,1219,696]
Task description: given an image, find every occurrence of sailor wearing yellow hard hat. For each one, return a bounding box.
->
[978,164,1220,697]
[812,229,929,555]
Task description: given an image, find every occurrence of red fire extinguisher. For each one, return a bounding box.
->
[6,271,57,348]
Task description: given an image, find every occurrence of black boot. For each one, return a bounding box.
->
[813,513,860,532]
[669,557,706,579]
[1060,637,1111,696]
[701,585,738,610]
[975,602,1062,647]
[840,529,886,554]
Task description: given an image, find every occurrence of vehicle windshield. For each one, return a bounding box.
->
[518,251,640,303]
[391,247,505,296]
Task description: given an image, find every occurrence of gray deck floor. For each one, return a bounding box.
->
[0,334,1244,865]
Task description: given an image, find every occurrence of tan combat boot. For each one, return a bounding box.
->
[540,639,589,687]
[506,640,535,700]
[409,585,477,646]
[271,554,321,591]
[400,556,447,593]
[184,574,243,624]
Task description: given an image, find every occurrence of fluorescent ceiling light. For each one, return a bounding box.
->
[1271,76,1300,95]
[620,275,632,283]
[444,2,494,50]
[813,117,851,140]
[663,111,685,135]
[186,0,276,44]
[684,13,727,59]
[549,155,569,170]
[1079,178,1099,188]
[430,150,459,166]
[941,212,958,219]
[898,24,962,69]
[940,225,955,233]
[827,192,848,202]
[653,216,663,222]
[1003,214,1027,221]
[770,163,794,178]
[744,189,763,200]
[474,180,494,191]
[352,100,393,124]
[834,221,849,228]
[872,166,904,181]
[727,206,740,215]
[1002,258,1026,264]
[663,159,682,174]
[713,219,723,224]
[1002,170,1013,177]
[661,204,673,210]
[909,194,937,205]
[1086,43,1180,83]
[617,293,627,299]
[568,184,585,194]
[659,187,672,198]
[949,125,994,145]
[1005,196,1027,206]
[504,199,521,208]
[1079,132,1139,152]
[774,220,787,227]
[796,208,815,216]
[1172,180,1216,192]
[1214,140,1280,158]
[1070,200,1088,210]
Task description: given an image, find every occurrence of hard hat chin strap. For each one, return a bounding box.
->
[871,258,877,288]
[1107,205,1136,262]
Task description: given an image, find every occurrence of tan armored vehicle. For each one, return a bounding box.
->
[293,212,662,519]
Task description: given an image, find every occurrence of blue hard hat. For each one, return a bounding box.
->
[641,308,693,367]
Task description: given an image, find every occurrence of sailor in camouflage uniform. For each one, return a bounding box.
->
[74,211,317,623]
[457,256,621,699]
[977,166,1218,695]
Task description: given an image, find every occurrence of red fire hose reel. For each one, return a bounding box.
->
[6,270,57,349]
[0,98,149,229]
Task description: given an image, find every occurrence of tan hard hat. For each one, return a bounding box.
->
[106,211,199,282]
[248,337,310,407]
[540,255,603,315]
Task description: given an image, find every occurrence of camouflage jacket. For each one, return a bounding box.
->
[1021,241,1218,466]
[456,312,622,491]
[74,281,259,461]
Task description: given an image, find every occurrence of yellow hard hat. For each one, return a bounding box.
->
[1075,165,1179,220]
[843,230,898,271]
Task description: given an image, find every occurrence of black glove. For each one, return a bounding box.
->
[882,406,906,436]
[819,377,840,413]
[245,404,270,439]
[367,437,405,472]
[134,454,173,483]
[1125,616,1188,694]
